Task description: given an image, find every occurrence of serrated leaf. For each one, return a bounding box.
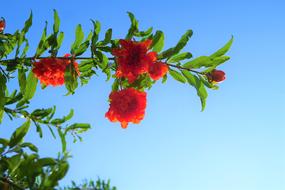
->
[169,69,186,83]
[151,30,164,52]
[23,70,38,100]
[210,36,233,58]
[168,52,192,63]
[9,120,31,148]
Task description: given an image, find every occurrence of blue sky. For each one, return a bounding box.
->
[1,0,285,190]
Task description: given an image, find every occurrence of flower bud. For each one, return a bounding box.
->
[207,69,226,83]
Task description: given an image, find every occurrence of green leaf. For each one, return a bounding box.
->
[21,142,38,152]
[91,20,101,46]
[9,120,31,148]
[126,12,139,39]
[158,30,192,59]
[210,36,233,58]
[0,73,6,123]
[56,32,64,49]
[20,39,29,58]
[64,123,91,134]
[174,30,193,52]
[71,24,84,54]
[168,52,192,63]
[134,27,153,37]
[151,30,164,52]
[37,157,57,167]
[23,70,38,101]
[35,22,48,57]
[57,128,66,153]
[199,75,219,90]
[183,56,212,69]
[169,69,186,83]
[101,28,112,45]
[74,41,90,56]
[18,68,26,95]
[22,11,33,34]
[64,63,79,94]
[182,70,208,111]
[53,9,60,34]
[51,109,74,125]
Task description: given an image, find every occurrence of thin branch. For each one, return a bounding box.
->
[166,63,204,75]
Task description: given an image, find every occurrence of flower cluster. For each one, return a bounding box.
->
[32,55,79,86]
[105,88,147,129]
[112,39,168,83]
[105,40,170,128]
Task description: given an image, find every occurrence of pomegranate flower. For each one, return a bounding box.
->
[149,61,169,80]
[0,18,6,33]
[32,55,79,86]
[105,88,147,129]
[112,39,157,83]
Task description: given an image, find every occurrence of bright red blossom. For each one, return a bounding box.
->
[105,88,147,129]
[112,39,157,83]
[32,54,79,86]
[207,69,226,83]
[149,61,169,80]
[0,18,6,33]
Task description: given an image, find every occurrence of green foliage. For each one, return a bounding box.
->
[0,10,233,190]
[61,179,117,190]
[64,63,79,94]
[151,30,164,52]
[9,120,31,148]
[158,30,193,59]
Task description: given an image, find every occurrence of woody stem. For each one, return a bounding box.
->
[0,57,202,75]
[165,63,205,75]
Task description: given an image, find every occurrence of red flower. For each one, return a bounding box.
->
[207,69,226,83]
[105,88,147,129]
[0,18,6,33]
[112,39,157,83]
[32,55,79,86]
[149,61,169,80]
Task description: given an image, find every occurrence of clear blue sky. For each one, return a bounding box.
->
[1,0,285,190]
